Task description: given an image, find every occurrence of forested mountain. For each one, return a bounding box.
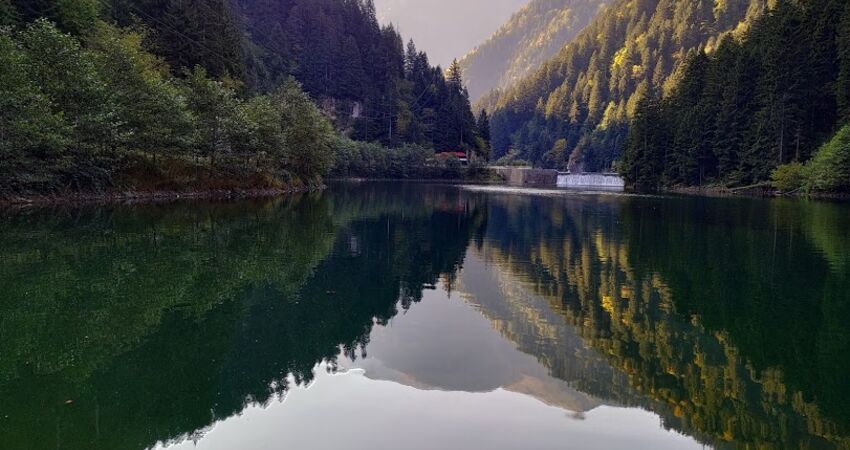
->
[458,0,607,103]
[235,0,483,152]
[485,0,768,171]
[623,0,850,192]
[102,0,483,152]
[0,0,487,197]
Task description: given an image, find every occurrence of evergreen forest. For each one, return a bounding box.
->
[0,0,487,197]
[621,0,850,193]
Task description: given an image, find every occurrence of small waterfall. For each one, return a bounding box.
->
[557,173,625,191]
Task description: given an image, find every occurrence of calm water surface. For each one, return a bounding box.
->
[2,182,850,449]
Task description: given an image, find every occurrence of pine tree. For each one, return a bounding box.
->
[621,90,665,191]
[477,109,491,148]
[838,3,850,123]
[447,59,463,90]
[405,39,417,76]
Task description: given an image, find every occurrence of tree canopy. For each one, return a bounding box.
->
[621,0,850,192]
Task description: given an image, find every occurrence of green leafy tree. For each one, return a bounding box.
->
[230,94,285,172]
[0,27,70,193]
[182,67,241,167]
[87,23,193,162]
[275,79,335,183]
[19,19,118,190]
[806,124,850,192]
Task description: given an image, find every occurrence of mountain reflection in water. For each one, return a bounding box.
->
[1,182,849,449]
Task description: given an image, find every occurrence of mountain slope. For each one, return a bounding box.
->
[622,0,850,191]
[106,0,484,152]
[486,0,768,171]
[459,0,608,103]
[375,0,527,68]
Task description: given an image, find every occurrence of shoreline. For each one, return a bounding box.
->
[3,179,847,208]
[664,184,850,201]
[0,185,322,209]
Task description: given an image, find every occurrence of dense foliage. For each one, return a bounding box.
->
[0,20,335,196]
[125,0,485,153]
[622,0,850,192]
[0,0,489,195]
[332,139,459,179]
[802,124,850,193]
[459,0,607,103]
[484,0,767,171]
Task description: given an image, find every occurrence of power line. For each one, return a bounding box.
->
[91,0,243,73]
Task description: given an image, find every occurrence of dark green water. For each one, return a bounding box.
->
[2,182,850,449]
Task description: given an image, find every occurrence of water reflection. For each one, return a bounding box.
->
[1,183,849,449]
[474,192,850,449]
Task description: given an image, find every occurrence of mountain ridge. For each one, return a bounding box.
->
[459,0,608,103]
[485,0,768,171]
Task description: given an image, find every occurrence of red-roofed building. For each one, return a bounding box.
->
[434,151,469,164]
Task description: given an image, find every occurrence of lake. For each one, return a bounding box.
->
[2,182,849,449]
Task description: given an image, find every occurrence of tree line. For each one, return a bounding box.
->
[0,0,491,196]
[234,0,488,156]
[622,0,850,193]
[0,18,335,196]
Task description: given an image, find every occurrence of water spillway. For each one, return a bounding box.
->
[490,167,626,191]
[557,173,625,191]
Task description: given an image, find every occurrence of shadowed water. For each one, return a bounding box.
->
[1,182,849,449]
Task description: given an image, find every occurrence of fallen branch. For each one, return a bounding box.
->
[729,182,772,192]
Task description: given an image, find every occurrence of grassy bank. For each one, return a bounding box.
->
[0,153,323,206]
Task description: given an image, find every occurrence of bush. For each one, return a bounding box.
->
[771,162,807,192]
[806,125,850,193]
[331,138,434,179]
[494,150,531,167]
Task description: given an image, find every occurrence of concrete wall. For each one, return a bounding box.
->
[557,173,625,191]
[490,167,625,191]
[493,167,558,187]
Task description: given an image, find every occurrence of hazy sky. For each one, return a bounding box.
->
[374,0,530,68]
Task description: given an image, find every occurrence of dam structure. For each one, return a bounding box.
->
[557,172,625,191]
[491,167,626,191]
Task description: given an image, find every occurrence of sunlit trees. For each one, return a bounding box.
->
[487,0,768,171]
[624,0,850,191]
[620,90,665,191]
[805,124,850,193]
[458,0,606,103]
